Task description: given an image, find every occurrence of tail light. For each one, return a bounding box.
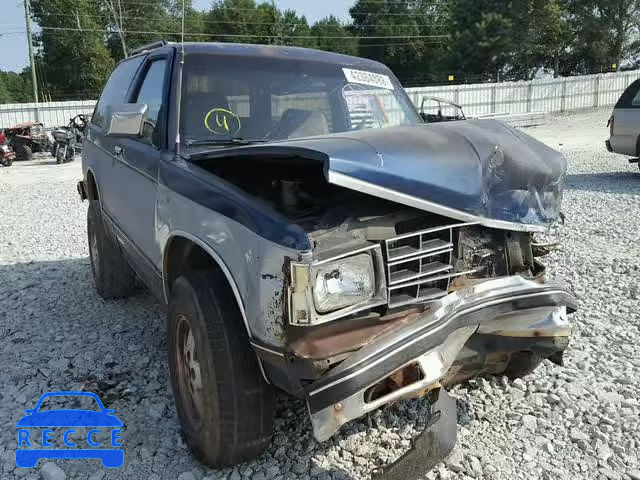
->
[608,115,614,136]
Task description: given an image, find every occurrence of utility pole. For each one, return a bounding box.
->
[271,0,281,45]
[23,0,40,121]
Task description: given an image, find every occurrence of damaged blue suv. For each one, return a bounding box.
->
[77,41,576,477]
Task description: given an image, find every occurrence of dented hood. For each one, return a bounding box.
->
[287,120,565,230]
[191,119,566,231]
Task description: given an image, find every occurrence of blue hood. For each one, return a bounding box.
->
[191,119,566,231]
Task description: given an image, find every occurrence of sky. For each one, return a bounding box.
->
[0,0,354,73]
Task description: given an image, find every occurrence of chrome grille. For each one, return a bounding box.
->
[384,223,478,308]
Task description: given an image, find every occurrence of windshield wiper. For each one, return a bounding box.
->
[186,138,267,147]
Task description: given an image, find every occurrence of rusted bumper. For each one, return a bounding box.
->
[305,276,576,442]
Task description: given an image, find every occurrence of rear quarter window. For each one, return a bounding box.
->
[92,56,145,128]
[615,80,640,109]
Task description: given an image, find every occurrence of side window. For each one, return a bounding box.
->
[133,59,168,147]
[92,56,145,128]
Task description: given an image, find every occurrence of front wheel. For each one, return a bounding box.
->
[87,200,136,298]
[167,270,274,467]
[16,144,32,161]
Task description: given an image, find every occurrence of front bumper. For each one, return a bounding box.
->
[305,276,576,441]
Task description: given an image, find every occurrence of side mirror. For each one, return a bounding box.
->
[106,103,148,137]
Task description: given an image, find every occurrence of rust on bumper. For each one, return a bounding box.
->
[304,276,576,442]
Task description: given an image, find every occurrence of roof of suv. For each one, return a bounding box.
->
[137,41,388,70]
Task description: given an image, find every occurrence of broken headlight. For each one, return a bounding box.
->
[289,245,387,325]
[313,254,374,313]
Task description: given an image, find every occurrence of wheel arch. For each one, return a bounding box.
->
[163,232,270,383]
[85,167,100,201]
[162,231,251,335]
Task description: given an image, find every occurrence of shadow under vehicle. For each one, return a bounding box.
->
[77,41,576,478]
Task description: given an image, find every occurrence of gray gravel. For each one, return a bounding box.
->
[1,108,639,479]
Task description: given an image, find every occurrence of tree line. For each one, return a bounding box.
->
[1,0,639,103]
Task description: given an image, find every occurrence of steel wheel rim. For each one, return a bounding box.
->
[175,314,204,425]
[89,224,100,280]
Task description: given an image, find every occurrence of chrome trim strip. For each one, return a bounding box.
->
[387,269,477,291]
[327,171,549,233]
[250,341,286,357]
[308,288,569,397]
[386,221,479,242]
[386,245,453,266]
[388,262,452,286]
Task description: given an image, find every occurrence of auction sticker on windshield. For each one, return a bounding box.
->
[342,68,394,90]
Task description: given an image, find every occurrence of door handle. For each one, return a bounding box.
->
[114,145,123,156]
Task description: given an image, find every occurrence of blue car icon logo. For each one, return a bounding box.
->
[16,391,123,468]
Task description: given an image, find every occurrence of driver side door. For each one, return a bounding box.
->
[106,54,171,297]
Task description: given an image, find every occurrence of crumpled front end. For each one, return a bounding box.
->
[274,215,576,477]
[304,276,575,441]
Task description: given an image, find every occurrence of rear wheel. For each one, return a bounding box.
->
[56,146,66,164]
[167,270,274,467]
[16,144,32,161]
[87,200,136,298]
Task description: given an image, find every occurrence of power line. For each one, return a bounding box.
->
[39,26,448,40]
[32,11,444,29]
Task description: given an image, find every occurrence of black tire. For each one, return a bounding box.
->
[66,145,76,162]
[16,144,32,161]
[167,270,274,468]
[87,200,136,298]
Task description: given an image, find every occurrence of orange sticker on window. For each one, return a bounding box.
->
[204,108,241,136]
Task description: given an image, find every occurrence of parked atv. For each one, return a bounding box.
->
[5,122,52,161]
[51,114,88,164]
[419,97,466,123]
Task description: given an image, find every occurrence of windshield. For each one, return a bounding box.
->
[180,54,421,145]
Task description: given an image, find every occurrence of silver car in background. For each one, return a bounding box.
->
[607,78,640,165]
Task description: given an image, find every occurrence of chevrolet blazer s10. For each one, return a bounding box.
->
[77,41,576,477]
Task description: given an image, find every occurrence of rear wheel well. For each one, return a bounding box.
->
[164,237,225,294]
[86,170,99,200]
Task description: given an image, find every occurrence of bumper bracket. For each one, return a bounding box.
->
[372,388,457,479]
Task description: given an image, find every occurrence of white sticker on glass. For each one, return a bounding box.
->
[342,68,395,90]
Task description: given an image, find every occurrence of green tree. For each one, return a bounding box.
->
[350,0,448,85]
[310,16,357,55]
[204,0,278,45]
[30,0,115,99]
[0,69,34,103]
[568,0,640,73]
[447,0,516,80]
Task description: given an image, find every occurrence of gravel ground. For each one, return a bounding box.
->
[1,108,639,480]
